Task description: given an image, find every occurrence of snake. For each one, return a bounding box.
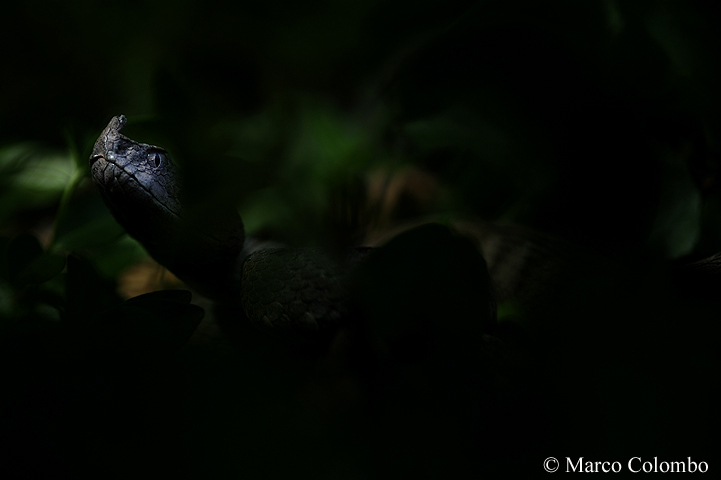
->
[89,115,721,345]
[89,115,395,340]
[86,115,721,479]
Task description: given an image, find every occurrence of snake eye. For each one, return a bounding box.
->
[149,151,163,168]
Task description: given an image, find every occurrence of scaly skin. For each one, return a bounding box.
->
[89,115,369,337]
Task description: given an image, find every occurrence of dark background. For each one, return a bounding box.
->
[1,0,720,478]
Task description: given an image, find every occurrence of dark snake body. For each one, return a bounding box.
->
[90,115,375,337]
[86,116,721,480]
[89,115,721,340]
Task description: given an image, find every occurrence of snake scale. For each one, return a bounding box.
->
[89,114,721,347]
[90,115,397,341]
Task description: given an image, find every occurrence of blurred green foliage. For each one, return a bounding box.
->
[1,0,721,478]
[0,145,75,224]
[3,0,721,259]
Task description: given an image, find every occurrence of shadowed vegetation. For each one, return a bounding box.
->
[1,1,720,478]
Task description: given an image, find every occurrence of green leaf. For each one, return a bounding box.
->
[3,234,66,287]
[14,252,66,287]
[5,234,44,282]
[0,143,74,224]
[89,235,148,279]
[52,212,126,251]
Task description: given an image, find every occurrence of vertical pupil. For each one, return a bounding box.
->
[154,154,161,168]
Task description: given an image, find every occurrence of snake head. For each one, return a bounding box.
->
[89,115,244,297]
[90,115,183,221]
[89,115,184,258]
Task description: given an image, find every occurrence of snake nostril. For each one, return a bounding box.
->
[89,154,103,166]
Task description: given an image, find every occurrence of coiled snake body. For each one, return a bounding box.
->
[91,115,490,341]
[89,115,721,342]
[87,115,720,477]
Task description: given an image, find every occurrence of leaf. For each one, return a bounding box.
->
[51,188,127,251]
[64,256,202,351]
[3,234,63,287]
[0,144,74,224]
[5,234,43,281]
[14,252,66,287]
[52,212,126,251]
